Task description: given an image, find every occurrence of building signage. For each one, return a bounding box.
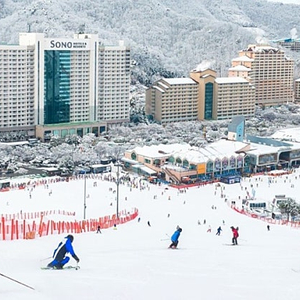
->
[44,38,90,50]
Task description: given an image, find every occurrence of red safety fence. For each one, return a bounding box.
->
[0,208,138,241]
[0,210,76,221]
[229,203,300,228]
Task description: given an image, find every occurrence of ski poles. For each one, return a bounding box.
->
[0,272,35,290]
[40,256,52,262]
[161,233,170,241]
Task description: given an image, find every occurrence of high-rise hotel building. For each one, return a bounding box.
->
[146,68,255,124]
[229,44,294,106]
[0,33,130,141]
[145,78,198,124]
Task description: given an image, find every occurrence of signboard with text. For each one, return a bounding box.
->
[44,38,91,50]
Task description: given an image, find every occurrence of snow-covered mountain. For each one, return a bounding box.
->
[0,0,300,84]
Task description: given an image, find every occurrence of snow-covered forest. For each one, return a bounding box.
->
[0,0,300,84]
[1,0,300,172]
[0,103,300,174]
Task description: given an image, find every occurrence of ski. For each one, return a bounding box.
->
[292,268,300,273]
[223,244,238,246]
[41,266,80,270]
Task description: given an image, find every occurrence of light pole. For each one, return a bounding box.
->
[83,172,87,219]
[116,162,120,219]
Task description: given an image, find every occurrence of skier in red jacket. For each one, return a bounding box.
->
[231,226,239,245]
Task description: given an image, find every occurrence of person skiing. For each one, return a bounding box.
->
[169,226,182,249]
[216,226,222,236]
[47,234,80,269]
[231,226,239,245]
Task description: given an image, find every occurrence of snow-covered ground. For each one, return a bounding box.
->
[268,0,300,4]
[1,171,300,300]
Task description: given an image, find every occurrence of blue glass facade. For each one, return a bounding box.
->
[204,82,213,120]
[44,50,71,124]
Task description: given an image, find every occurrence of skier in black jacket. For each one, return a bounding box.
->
[47,234,80,269]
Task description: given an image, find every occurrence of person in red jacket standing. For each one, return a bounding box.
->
[231,226,239,245]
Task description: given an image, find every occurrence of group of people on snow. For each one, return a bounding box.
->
[44,225,239,270]
[167,225,239,250]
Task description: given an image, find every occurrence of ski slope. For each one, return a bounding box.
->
[1,171,300,300]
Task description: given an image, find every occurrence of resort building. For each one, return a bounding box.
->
[124,134,300,183]
[230,44,294,106]
[98,41,131,125]
[213,77,255,120]
[145,78,198,124]
[275,38,300,52]
[294,79,300,102]
[189,68,216,120]
[0,33,131,141]
[146,68,255,123]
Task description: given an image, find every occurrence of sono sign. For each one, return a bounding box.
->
[44,39,90,50]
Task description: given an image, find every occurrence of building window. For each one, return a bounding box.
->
[44,50,71,124]
[204,82,213,119]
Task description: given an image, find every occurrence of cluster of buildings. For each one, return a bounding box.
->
[1,32,300,141]
[146,44,298,124]
[275,38,300,52]
[123,117,300,183]
[0,32,130,141]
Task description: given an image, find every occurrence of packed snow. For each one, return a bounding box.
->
[1,171,300,300]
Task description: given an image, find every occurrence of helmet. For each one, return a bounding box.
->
[67,234,74,243]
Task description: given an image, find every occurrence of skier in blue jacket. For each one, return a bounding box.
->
[169,226,182,249]
[47,234,80,269]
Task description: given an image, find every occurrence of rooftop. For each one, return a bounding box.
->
[215,77,249,84]
[271,128,300,143]
[231,55,254,62]
[163,78,197,85]
[228,65,251,71]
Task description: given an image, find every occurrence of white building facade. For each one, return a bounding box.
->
[0,33,131,141]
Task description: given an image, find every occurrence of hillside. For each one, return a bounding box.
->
[0,0,300,84]
[1,172,300,299]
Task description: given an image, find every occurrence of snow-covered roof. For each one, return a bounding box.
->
[245,142,296,156]
[171,139,247,163]
[137,165,157,175]
[244,135,300,156]
[90,164,110,168]
[201,74,211,78]
[228,65,251,71]
[231,55,254,62]
[251,45,278,52]
[128,144,190,159]
[215,77,249,84]
[129,140,247,164]
[153,85,165,93]
[158,82,169,89]
[0,141,29,147]
[271,128,300,143]
[163,78,196,85]
[121,157,140,164]
[127,134,300,165]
